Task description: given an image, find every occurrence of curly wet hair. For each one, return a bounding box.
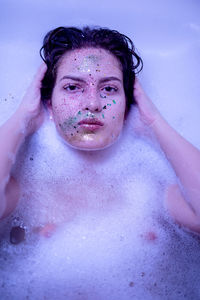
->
[40,26,143,110]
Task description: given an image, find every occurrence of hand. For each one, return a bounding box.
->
[133,78,161,126]
[17,63,47,136]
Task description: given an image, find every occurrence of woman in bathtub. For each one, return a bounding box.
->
[0,26,200,234]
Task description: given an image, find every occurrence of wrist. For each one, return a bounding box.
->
[11,108,33,137]
[150,113,167,131]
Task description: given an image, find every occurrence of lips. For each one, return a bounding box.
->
[78,118,104,126]
[78,118,104,131]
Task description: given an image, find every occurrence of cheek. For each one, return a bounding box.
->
[52,96,80,118]
[107,99,126,121]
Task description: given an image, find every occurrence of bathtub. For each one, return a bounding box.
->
[0,0,200,299]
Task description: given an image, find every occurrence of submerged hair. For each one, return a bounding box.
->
[40,26,143,110]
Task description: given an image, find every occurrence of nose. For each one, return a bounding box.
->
[83,90,102,112]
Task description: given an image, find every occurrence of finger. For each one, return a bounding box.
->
[23,64,47,102]
[31,63,47,89]
[134,77,142,90]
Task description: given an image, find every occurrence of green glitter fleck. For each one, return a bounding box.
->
[102,114,105,119]
[107,103,111,106]
[113,100,116,104]
[78,111,81,115]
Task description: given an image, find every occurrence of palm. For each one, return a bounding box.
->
[17,63,47,135]
[133,79,161,126]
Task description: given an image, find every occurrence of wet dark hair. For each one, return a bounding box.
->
[40,26,143,111]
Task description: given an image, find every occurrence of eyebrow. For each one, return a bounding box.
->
[59,75,122,84]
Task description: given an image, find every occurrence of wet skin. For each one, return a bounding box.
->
[48,47,126,150]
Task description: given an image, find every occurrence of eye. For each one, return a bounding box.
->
[63,84,82,92]
[102,86,118,93]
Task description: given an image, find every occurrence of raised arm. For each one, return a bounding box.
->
[134,79,200,233]
[0,63,47,219]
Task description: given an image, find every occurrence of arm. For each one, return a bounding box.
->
[0,63,47,219]
[134,79,200,233]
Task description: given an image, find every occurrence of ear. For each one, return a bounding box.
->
[46,100,54,121]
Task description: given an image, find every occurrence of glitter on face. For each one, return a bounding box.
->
[79,55,100,73]
[113,100,116,104]
[81,133,95,141]
[51,47,126,150]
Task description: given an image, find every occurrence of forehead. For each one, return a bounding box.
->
[56,47,123,78]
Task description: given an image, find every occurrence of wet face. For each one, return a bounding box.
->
[48,47,126,150]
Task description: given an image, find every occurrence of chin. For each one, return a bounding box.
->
[58,130,122,151]
[66,134,122,151]
[68,141,112,151]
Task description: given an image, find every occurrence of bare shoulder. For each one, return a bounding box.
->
[1,176,20,219]
[165,184,200,234]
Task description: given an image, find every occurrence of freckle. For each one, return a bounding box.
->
[71,133,73,136]
[89,74,92,76]
[73,126,77,129]
[103,105,106,109]
[77,131,79,133]
[59,123,62,126]
[129,282,134,287]
[113,100,116,104]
